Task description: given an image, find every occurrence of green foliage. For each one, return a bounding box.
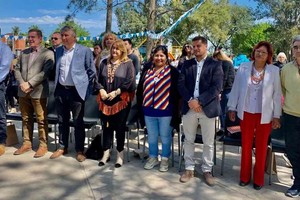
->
[254,0,300,56]
[54,20,94,47]
[231,23,272,55]
[12,26,20,36]
[190,0,253,51]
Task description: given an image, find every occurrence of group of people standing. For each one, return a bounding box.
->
[0,26,299,198]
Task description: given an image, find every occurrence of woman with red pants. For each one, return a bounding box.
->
[227,41,282,190]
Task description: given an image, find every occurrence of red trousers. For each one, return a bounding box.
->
[240,112,272,186]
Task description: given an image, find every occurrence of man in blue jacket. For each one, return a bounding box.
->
[0,40,13,156]
[50,26,96,162]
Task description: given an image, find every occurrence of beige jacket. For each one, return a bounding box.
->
[15,47,54,98]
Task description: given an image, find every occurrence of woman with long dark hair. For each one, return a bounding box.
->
[137,45,181,172]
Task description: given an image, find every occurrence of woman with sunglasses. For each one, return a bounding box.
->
[281,35,300,198]
[227,41,282,190]
[136,45,181,172]
[177,43,193,71]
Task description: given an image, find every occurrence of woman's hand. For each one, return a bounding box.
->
[228,110,236,122]
[100,89,108,100]
[272,118,281,129]
[107,89,120,101]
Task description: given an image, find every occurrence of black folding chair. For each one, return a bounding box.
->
[220,115,242,175]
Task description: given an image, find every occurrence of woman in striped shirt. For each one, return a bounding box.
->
[137,45,181,172]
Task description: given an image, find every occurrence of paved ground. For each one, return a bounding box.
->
[0,121,295,200]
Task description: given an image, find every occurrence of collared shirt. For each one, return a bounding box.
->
[0,41,13,82]
[28,45,42,67]
[244,67,263,113]
[59,43,76,86]
[193,56,206,98]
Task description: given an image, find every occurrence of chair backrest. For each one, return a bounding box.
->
[84,95,101,119]
[270,127,286,153]
[47,83,57,116]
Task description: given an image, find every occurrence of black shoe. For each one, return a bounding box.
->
[253,184,262,190]
[98,157,110,166]
[239,181,250,187]
[285,187,300,198]
[216,129,224,136]
[115,163,122,168]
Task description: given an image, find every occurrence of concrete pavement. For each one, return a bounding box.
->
[0,121,294,200]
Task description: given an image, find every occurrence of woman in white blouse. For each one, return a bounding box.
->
[227,41,282,190]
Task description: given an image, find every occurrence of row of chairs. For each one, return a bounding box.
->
[6,88,287,185]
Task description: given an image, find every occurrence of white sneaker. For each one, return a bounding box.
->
[159,158,169,172]
[144,157,159,170]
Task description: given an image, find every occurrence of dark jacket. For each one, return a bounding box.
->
[177,57,223,118]
[136,64,181,131]
[221,60,235,90]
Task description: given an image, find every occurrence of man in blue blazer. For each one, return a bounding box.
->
[178,36,223,186]
[50,26,96,162]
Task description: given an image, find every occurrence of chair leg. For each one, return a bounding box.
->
[142,130,147,163]
[178,141,184,172]
[54,124,58,149]
[172,135,174,167]
[221,144,226,176]
[269,152,274,185]
[214,140,217,165]
[127,128,130,162]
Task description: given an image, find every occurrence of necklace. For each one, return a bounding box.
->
[107,61,120,83]
[251,64,265,85]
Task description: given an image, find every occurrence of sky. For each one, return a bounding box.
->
[0,0,256,38]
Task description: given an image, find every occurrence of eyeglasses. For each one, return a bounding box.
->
[292,46,300,50]
[255,49,268,55]
[51,37,59,40]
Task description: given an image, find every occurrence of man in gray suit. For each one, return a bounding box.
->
[14,28,54,158]
[50,26,96,162]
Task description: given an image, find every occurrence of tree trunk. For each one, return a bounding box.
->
[146,0,156,59]
[106,0,113,32]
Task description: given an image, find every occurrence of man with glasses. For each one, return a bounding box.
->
[48,32,62,82]
[0,40,13,156]
[178,36,223,186]
[14,28,54,158]
[281,35,300,198]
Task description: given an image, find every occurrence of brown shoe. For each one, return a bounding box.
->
[50,148,68,159]
[180,170,194,183]
[203,172,215,186]
[0,144,5,156]
[76,152,86,162]
[34,146,48,158]
[14,144,32,155]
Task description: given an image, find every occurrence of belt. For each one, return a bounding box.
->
[61,85,75,89]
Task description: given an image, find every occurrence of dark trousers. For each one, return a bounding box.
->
[283,112,300,189]
[0,82,7,144]
[6,85,18,108]
[101,104,131,152]
[220,88,231,129]
[55,84,85,152]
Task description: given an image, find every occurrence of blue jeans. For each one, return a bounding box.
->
[0,82,7,144]
[144,116,172,158]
